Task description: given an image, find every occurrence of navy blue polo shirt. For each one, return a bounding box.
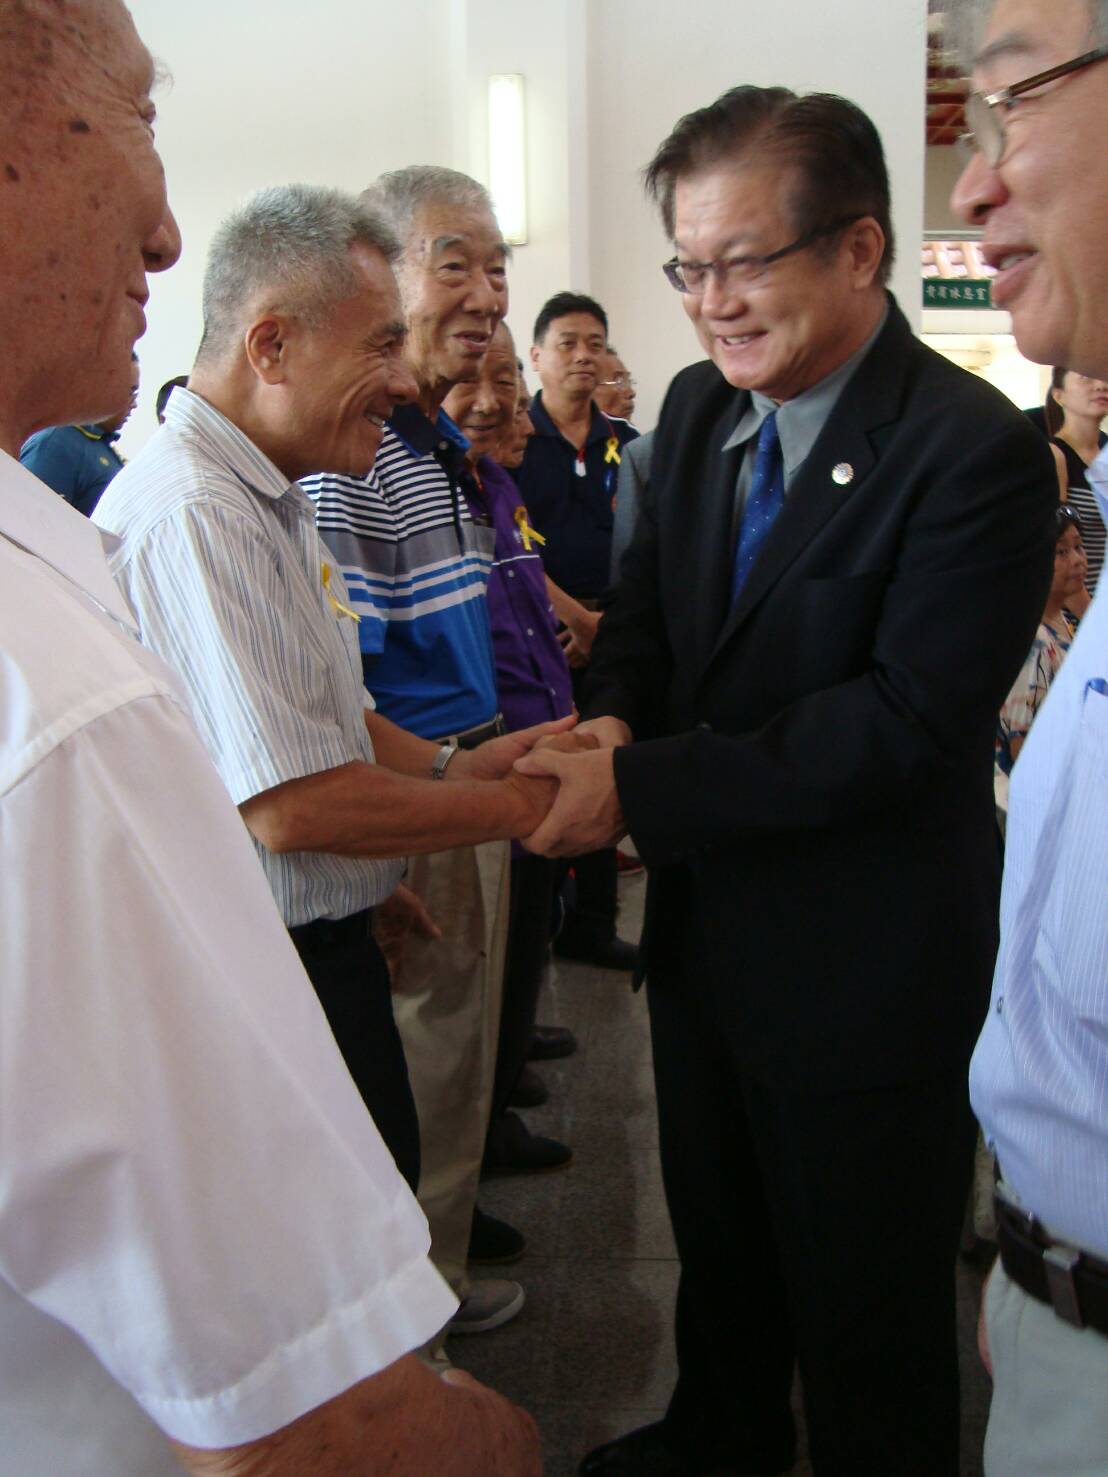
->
[514,392,638,599]
[19,424,125,517]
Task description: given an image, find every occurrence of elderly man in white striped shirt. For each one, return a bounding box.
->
[94,184,570,1199]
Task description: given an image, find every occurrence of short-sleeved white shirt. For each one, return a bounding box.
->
[0,452,456,1472]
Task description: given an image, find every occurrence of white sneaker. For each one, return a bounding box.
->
[416,1338,453,1372]
[448,1279,525,1335]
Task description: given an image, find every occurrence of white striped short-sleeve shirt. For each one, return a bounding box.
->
[94,390,404,926]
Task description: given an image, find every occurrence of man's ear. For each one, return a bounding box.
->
[529,342,541,371]
[846,218,886,290]
[244,316,293,383]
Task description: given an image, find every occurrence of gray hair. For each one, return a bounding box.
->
[946,0,1108,63]
[197,183,400,363]
[360,166,494,251]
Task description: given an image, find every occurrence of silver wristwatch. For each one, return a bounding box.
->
[431,743,458,780]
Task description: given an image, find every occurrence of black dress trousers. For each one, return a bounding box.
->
[647,884,977,1476]
[289,908,421,1193]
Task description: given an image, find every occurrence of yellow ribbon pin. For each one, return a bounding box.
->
[604,436,622,466]
[514,506,547,552]
[321,562,361,622]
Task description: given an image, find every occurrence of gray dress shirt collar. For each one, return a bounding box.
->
[722,302,890,488]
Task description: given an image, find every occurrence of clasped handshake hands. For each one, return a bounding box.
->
[466,714,632,857]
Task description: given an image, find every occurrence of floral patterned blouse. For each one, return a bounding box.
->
[996,619,1074,775]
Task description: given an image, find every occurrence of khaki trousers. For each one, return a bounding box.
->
[984,1258,1108,1476]
[390,838,510,1299]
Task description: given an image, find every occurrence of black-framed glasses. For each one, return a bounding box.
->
[962,44,1108,167]
[662,215,864,295]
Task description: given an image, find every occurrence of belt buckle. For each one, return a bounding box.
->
[1043,1246,1085,1328]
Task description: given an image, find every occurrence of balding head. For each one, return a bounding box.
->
[1,0,179,455]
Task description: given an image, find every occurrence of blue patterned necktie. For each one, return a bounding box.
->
[730,409,784,605]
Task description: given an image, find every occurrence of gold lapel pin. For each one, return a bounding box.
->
[831,463,855,487]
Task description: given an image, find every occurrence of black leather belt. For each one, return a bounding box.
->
[437,714,505,750]
[289,906,373,953]
[995,1193,1108,1335]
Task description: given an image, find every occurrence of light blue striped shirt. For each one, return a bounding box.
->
[971,445,1108,1259]
[93,389,404,927]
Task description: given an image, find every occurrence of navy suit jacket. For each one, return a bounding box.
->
[584,299,1057,1091]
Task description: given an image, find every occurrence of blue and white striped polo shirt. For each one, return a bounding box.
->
[303,408,497,741]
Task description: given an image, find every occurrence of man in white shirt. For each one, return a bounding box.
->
[0,2,540,1471]
[952,0,1108,1471]
[94,184,563,1200]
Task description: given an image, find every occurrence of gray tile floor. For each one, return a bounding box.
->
[451,871,994,1476]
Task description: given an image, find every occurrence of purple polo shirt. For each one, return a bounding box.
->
[463,456,573,733]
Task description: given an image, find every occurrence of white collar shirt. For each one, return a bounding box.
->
[93,389,403,925]
[0,452,455,1471]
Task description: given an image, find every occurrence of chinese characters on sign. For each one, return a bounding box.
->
[923,279,993,308]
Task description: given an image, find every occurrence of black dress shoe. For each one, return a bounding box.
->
[579,1422,701,1476]
[528,1024,578,1060]
[579,1420,794,1476]
[554,934,638,971]
[508,1064,549,1108]
[468,1205,526,1264]
[482,1110,573,1175]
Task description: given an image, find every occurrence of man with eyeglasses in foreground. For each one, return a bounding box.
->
[951,2,1108,1472]
[514,84,1056,1475]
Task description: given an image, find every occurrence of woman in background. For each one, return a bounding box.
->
[1045,367,1108,597]
[997,504,1088,775]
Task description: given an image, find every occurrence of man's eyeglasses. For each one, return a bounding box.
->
[662,215,864,295]
[961,44,1108,168]
[599,375,636,390]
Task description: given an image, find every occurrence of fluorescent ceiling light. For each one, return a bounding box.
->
[488,74,528,246]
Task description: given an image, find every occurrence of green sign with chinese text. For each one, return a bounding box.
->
[923,279,993,308]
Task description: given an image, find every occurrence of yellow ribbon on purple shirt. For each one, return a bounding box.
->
[514,506,547,552]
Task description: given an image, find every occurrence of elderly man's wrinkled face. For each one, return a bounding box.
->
[2,0,180,447]
[497,384,535,470]
[594,352,636,421]
[396,203,508,404]
[279,244,418,480]
[443,324,518,462]
[952,0,1108,375]
[673,159,879,401]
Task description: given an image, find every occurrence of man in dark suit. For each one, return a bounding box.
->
[516,85,1057,1476]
